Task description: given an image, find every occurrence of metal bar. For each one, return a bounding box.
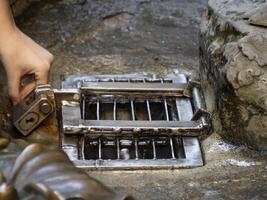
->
[143,79,152,121]
[112,78,117,121]
[164,100,169,121]
[135,139,139,160]
[146,100,152,121]
[161,79,170,121]
[131,100,135,121]
[169,137,175,159]
[191,87,209,126]
[96,99,100,120]
[77,137,85,160]
[172,74,194,121]
[82,94,85,120]
[53,88,80,105]
[63,120,203,134]
[127,79,136,121]
[98,138,102,159]
[152,139,156,159]
[192,87,206,110]
[113,99,117,120]
[80,82,187,96]
[117,138,120,160]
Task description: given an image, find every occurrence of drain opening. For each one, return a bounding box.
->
[60,73,210,169]
[83,137,186,160]
[82,98,183,121]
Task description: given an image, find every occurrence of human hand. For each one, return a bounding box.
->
[0,28,54,105]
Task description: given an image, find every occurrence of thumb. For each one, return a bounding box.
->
[7,72,21,105]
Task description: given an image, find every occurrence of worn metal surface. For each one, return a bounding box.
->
[59,73,210,169]
[12,85,55,136]
[0,143,133,200]
[10,72,210,170]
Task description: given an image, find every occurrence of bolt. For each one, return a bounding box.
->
[120,148,130,160]
[40,102,51,114]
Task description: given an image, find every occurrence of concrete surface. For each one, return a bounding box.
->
[0,0,266,199]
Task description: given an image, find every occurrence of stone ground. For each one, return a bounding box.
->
[1,0,267,199]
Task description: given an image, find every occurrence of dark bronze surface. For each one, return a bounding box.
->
[0,144,133,200]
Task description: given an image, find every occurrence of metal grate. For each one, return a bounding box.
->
[59,73,210,170]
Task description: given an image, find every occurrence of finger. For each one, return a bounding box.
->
[7,72,21,105]
[35,68,49,86]
[20,81,36,100]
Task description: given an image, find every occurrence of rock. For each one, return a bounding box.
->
[9,0,38,17]
[238,34,267,67]
[200,0,267,150]
[243,3,267,27]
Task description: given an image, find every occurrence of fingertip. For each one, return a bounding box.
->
[8,80,20,106]
[11,95,20,106]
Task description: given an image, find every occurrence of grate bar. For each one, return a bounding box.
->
[113,99,117,120]
[98,138,102,159]
[143,79,152,121]
[130,100,135,121]
[152,139,156,160]
[117,138,120,160]
[169,137,175,159]
[96,99,100,120]
[80,82,187,97]
[135,139,139,160]
[146,100,152,121]
[161,79,170,121]
[63,121,204,135]
[82,94,86,120]
[80,137,85,160]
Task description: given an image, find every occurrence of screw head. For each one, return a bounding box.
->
[40,102,51,114]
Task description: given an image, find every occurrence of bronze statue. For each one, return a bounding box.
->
[0,143,133,200]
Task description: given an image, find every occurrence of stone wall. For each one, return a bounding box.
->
[200,0,267,150]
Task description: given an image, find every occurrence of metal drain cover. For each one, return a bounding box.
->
[60,73,210,170]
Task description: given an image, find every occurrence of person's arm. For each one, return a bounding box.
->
[0,0,53,105]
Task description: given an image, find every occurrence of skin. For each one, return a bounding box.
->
[0,0,54,105]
